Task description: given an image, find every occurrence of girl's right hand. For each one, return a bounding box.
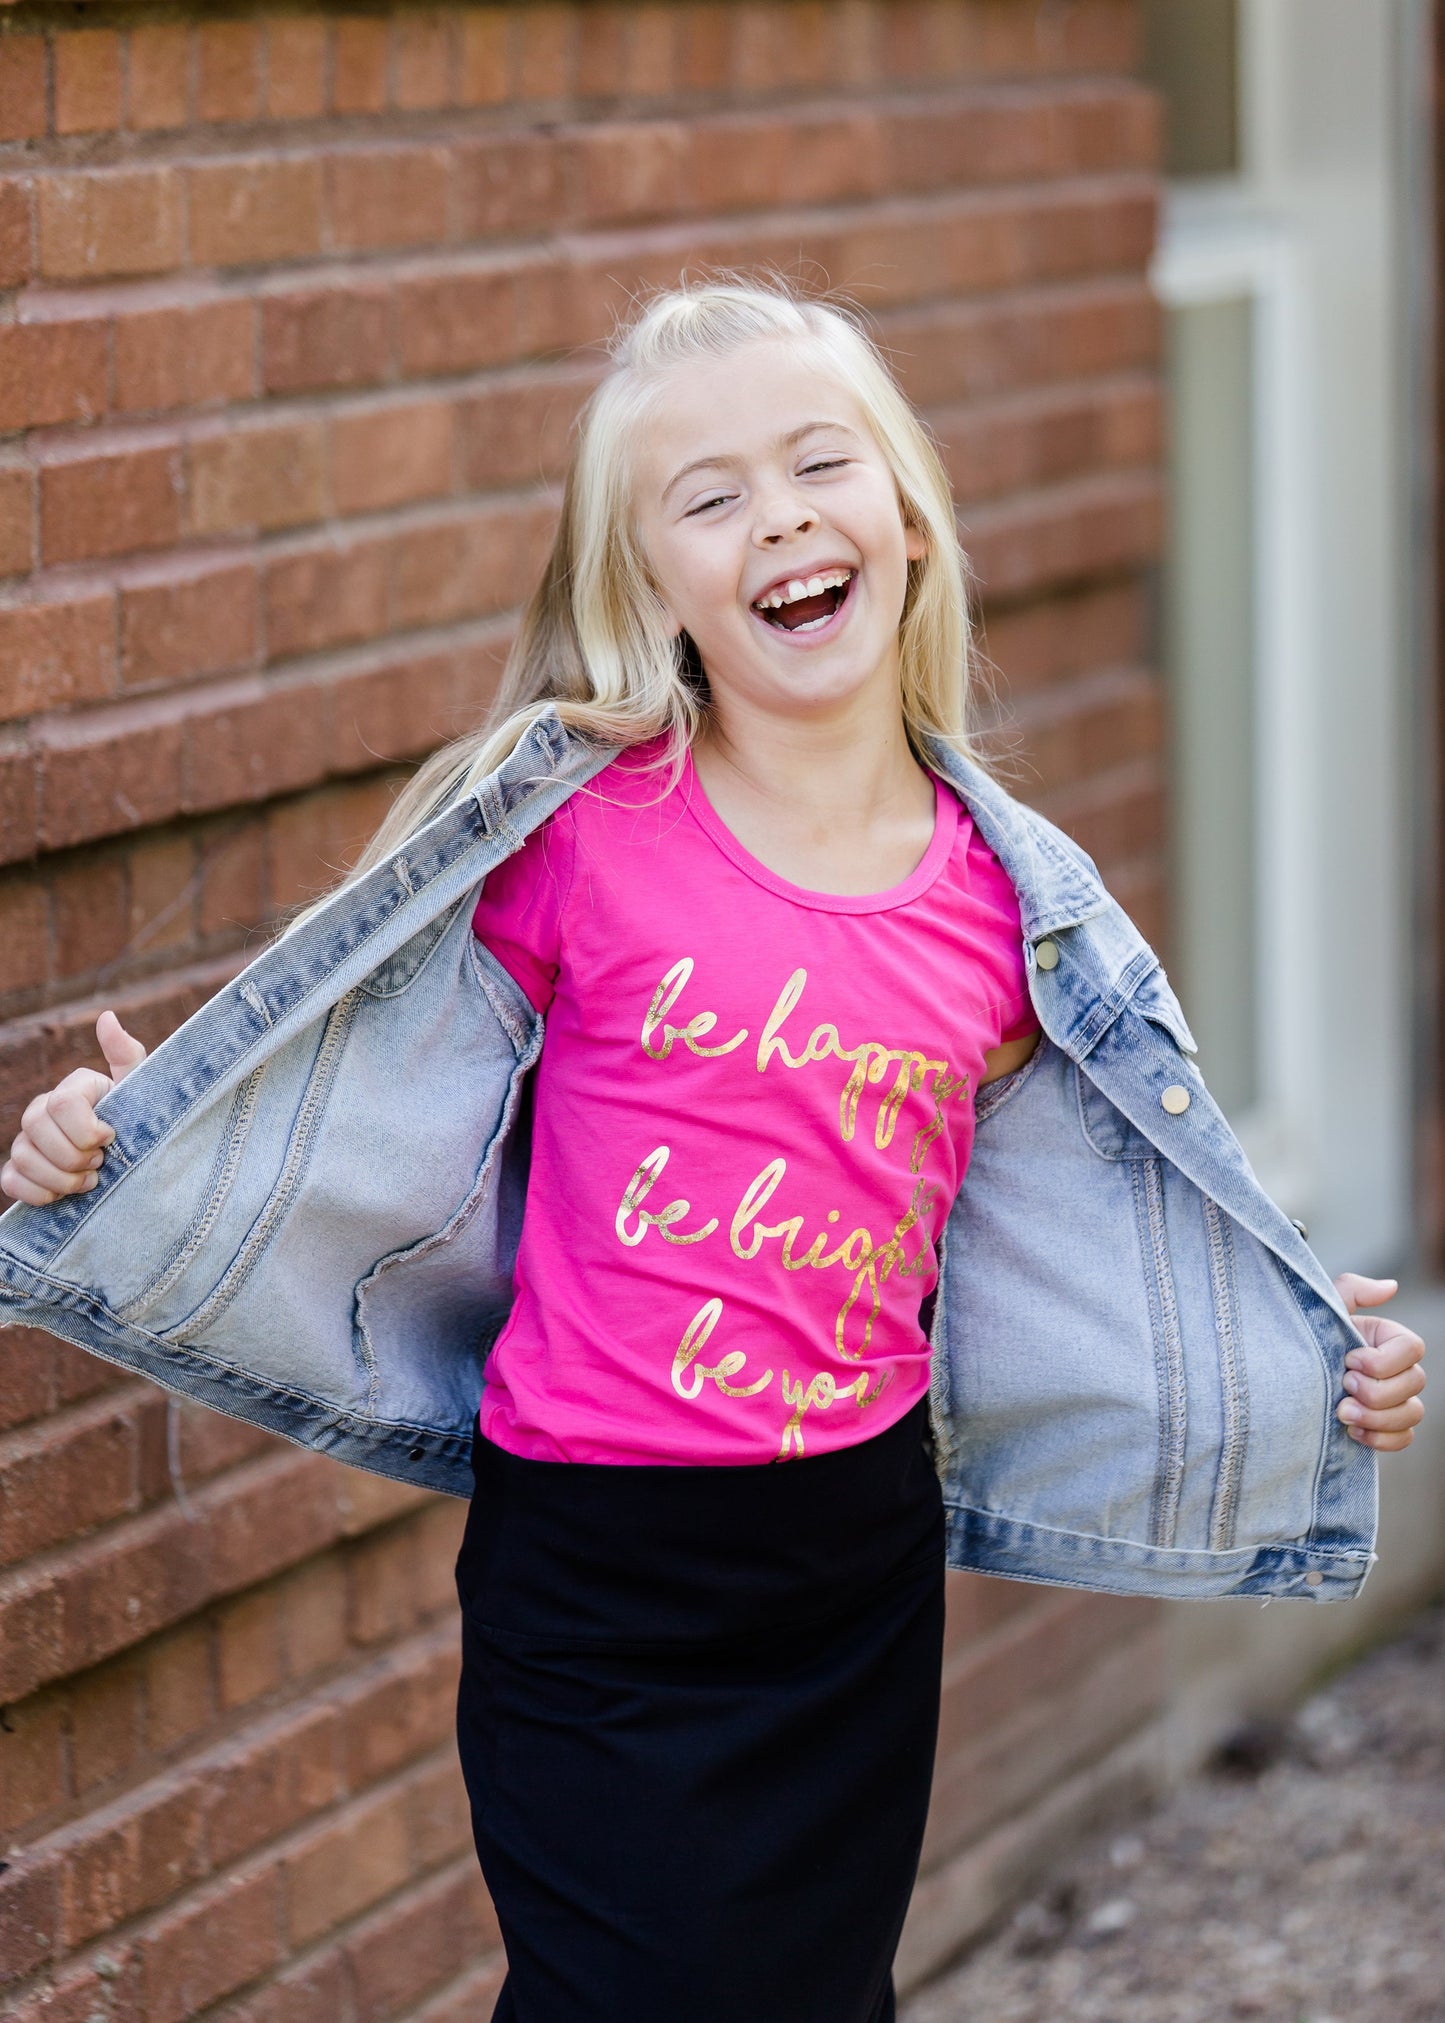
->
[1,1011,147,1206]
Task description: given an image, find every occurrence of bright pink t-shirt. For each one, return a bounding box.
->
[470,740,1038,1465]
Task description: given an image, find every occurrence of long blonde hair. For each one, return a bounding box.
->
[296,270,994,919]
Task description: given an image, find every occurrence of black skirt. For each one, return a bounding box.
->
[453,1398,946,2023]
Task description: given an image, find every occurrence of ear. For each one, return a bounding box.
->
[903,514,929,564]
[653,588,685,639]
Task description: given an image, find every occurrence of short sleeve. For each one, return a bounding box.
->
[964,821,1040,1047]
[470,805,575,1014]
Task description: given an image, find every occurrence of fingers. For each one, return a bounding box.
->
[1346,1317,1427,1380]
[1,1066,116,1206]
[97,1009,146,1084]
[1333,1271,1398,1314]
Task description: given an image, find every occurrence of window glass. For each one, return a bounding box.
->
[1139,0,1240,178]
[1160,296,1259,1117]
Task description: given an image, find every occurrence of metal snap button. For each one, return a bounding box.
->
[1304,1570,1323,1587]
[1290,1216,1309,1241]
[1160,1085,1191,1115]
[1034,939,1059,971]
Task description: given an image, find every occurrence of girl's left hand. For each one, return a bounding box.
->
[1332,1273,1427,1451]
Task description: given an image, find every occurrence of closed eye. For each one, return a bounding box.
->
[801,458,850,474]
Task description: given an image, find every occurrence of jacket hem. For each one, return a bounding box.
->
[944,1500,1375,1601]
[0,1267,476,1500]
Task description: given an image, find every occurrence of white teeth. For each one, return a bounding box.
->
[752,568,854,611]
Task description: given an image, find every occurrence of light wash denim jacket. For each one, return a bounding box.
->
[0,708,1376,1603]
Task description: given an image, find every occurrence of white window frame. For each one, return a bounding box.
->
[1151,191,1322,1218]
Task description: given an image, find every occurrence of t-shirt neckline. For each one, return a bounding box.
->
[679,748,959,915]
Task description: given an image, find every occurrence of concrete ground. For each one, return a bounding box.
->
[903,1596,1445,2023]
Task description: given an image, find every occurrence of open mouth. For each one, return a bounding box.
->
[751,568,856,635]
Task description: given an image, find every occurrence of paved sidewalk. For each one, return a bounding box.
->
[904,1600,1445,2023]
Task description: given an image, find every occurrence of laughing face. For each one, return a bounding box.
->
[631,339,928,733]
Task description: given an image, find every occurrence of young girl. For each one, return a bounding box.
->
[2,276,1427,2023]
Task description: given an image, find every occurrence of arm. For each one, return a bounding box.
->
[979,1027,1040,1088]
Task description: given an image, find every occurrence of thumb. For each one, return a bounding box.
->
[96,1009,146,1085]
[1333,1270,1399,1314]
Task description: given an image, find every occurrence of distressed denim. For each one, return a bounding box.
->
[0,706,1377,1602]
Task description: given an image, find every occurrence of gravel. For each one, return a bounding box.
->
[904,1600,1445,2023]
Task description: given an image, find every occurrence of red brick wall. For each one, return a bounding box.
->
[0,5,1165,2015]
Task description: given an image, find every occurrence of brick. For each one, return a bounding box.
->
[284,1784,413,1948]
[54,30,122,136]
[345,1862,490,2023]
[206,1701,342,1871]
[38,168,185,283]
[195,817,265,934]
[112,294,257,415]
[185,678,329,811]
[188,418,327,536]
[453,132,562,239]
[0,174,32,289]
[331,16,392,115]
[40,437,183,567]
[326,145,451,253]
[189,155,325,268]
[459,8,511,105]
[264,17,329,121]
[49,850,130,979]
[0,1686,66,1839]
[568,122,690,226]
[626,2,679,91]
[967,470,1163,602]
[0,1398,143,1564]
[0,727,39,864]
[264,532,390,660]
[196,18,262,124]
[124,830,197,963]
[456,368,593,488]
[128,23,191,131]
[405,1753,471,1869]
[119,554,259,691]
[261,278,392,395]
[37,698,186,852]
[142,1617,215,1754]
[0,873,47,997]
[66,1652,143,1796]
[575,3,628,98]
[340,1638,456,1789]
[217,1583,284,1710]
[331,398,454,515]
[275,1552,349,1679]
[0,316,107,432]
[0,588,116,725]
[140,1867,282,2023]
[395,263,518,376]
[327,651,459,779]
[677,1,733,91]
[388,502,525,629]
[395,9,456,110]
[0,35,46,144]
[0,463,33,577]
[56,1778,206,1949]
[515,1,575,100]
[0,1848,58,1983]
[415,1954,509,2023]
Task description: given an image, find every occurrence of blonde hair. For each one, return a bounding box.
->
[295,270,994,920]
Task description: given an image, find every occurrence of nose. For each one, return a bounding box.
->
[752,476,818,547]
